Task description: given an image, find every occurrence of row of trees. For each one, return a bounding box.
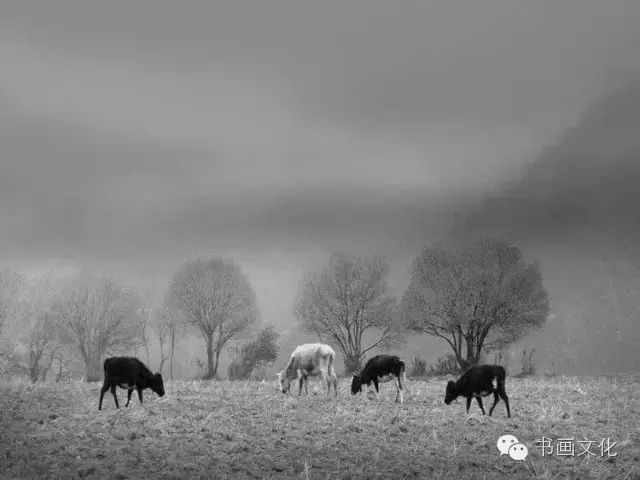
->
[295,238,549,373]
[0,237,550,382]
[0,273,184,383]
[1,273,132,381]
[0,259,269,383]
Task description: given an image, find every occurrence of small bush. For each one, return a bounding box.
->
[491,350,510,373]
[228,326,279,380]
[427,354,460,377]
[517,348,536,377]
[409,356,428,377]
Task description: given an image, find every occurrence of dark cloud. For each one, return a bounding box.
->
[3,0,638,136]
[458,76,640,247]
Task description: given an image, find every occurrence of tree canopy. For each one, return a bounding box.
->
[295,253,403,373]
[54,276,144,381]
[402,238,549,369]
[169,257,259,379]
[228,325,279,380]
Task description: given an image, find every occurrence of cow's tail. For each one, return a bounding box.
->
[102,358,112,383]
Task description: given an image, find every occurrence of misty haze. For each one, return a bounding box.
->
[1,1,639,479]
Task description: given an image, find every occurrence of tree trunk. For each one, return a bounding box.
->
[170,328,175,381]
[29,351,39,383]
[344,354,361,375]
[205,333,215,380]
[159,356,166,375]
[85,357,102,382]
[158,341,165,375]
[212,347,222,379]
[456,336,481,371]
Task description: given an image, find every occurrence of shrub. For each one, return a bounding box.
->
[427,353,460,377]
[518,348,536,377]
[409,356,428,377]
[228,326,279,380]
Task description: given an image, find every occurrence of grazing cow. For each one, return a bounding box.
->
[444,364,511,418]
[275,343,338,396]
[351,355,407,404]
[98,357,165,410]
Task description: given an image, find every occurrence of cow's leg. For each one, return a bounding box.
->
[401,370,408,395]
[319,369,330,396]
[328,364,338,397]
[126,388,134,407]
[488,391,500,416]
[498,387,511,418]
[476,397,486,415]
[137,388,143,405]
[298,375,304,396]
[373,378,379,394]
[395,375,404,404]
[465,397,471,413]
[98,383,109,410]
[110,385,120,409]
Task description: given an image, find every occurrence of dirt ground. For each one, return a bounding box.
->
[1,375,638,479]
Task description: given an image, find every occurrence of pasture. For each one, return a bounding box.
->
[1,376,638,479]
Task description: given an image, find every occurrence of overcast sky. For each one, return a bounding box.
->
[1,0,639,332]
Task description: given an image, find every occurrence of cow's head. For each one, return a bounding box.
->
[351,375,363,395]
[275,371,290,394]
[444,380,457,405]
[152,373,165,397]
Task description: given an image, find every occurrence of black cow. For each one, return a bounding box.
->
[98,357,165,410]
[444,364,511,418]
[351,355,407,404]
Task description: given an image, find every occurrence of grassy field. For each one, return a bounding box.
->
[1,376,639,479]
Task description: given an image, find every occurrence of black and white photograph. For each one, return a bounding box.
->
[0,1,639,478]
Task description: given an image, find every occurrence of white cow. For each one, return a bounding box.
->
[275,343,338,396]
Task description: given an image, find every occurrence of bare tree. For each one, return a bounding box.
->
[0,270,24,377]
[169,257,259,379]
[22,312,60,382]
[136,290,162,365]
[54,276,144,381]
[152,302,185,377]
[0,270,24,337]
[295,253,404,374]
[165,305,185,381]
[50,346,74,382]
[137,307,151,364]
[402,238,550,370]
[152,307,170,375]
[13,274,61,382]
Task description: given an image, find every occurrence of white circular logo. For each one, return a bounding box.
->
[496,435,519,455]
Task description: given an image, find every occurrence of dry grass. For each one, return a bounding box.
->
[1,376,639,479]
